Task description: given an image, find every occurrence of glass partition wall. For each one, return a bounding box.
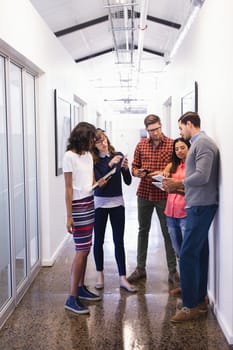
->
[0,56,12,313]
[0,56,39,326]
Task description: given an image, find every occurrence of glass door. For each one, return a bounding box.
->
[9,62,27,289]
[0,55,40,328]
[0,56,12,310]
[24,72,39,268]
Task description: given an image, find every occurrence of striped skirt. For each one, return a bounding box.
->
[72,195,95,251]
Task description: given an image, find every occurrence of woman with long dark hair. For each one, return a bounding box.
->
[163,137,190,296]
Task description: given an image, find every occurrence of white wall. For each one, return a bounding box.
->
[156,0,233,343]
[0,0,101,266]
[111,115,146,161]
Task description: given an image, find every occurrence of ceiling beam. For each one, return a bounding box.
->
[55,15,108,37]
[74,46,164,63]
[54,12,181,38]
[143,47,164,57]
[75,49,113,63]
[135,11,181,29]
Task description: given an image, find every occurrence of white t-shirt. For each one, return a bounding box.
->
[63,150,93,200]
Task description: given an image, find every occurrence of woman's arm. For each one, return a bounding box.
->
[148,162,172,178]
[162,162,172,177]
[64,172,73,234]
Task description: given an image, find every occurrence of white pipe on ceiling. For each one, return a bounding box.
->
[124,6,129,51]
[137,0,149,72]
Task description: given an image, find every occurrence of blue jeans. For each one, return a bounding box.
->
[94,206,126,276]
[180,204,218,308]
[166,216,186,258]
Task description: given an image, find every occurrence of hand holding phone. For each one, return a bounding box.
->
[137,168,149,178]
[109,155,123,167]
[121,154,128,168]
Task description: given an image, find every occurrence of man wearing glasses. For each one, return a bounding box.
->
[127,114,178,286]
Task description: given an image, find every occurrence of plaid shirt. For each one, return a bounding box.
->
[132,134,173,201]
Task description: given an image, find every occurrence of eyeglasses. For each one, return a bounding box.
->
[147,126,161,133]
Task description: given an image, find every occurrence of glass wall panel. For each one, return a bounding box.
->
[9,63,27,288]
[0,56,12,309]
[24,73,39,267]
[0,56,39,329]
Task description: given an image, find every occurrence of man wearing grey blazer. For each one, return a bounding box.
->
[163,111,219,322]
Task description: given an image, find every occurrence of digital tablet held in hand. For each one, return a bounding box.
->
[92,167,116,190]
[102,167,116,180]
[152,174,165,182]
[152,181,165,191]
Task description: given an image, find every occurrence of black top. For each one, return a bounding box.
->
[94,152,132,197]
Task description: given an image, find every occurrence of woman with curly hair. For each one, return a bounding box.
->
[63,122,101,314]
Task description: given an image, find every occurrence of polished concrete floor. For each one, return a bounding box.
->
[0,179,232,350]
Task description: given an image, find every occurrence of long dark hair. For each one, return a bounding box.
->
[66,122,96,154]
[92,129,115,164]
[170,137,191,174]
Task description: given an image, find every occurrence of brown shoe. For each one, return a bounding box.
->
[127,267,146,283]
[198,301,208,313]
[171,307,201,323]
[168,271,180,285]
[177,301,208,312]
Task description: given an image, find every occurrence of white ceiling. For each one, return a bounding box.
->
[30,0,203,114]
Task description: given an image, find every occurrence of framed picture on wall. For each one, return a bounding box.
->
[181,81,198,114]
[54,89,71,176]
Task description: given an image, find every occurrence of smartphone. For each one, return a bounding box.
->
[138,169,149,175]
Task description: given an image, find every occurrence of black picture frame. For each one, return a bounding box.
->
[181,81,198,115]
[54,89,71,176]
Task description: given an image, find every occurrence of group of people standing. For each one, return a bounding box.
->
[63,111,219,323]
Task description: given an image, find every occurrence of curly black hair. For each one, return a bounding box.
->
[66,122,96,154]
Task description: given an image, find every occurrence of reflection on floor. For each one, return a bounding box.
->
[0,178,232,350]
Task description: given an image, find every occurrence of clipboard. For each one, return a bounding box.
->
[92,167,116,190]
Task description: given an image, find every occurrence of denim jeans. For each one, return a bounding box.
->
[166,216,186,258]
[94,206,126,276]
[180,204,218,308]
[137,197,177,273]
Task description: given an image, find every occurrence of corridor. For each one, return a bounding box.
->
[0,178,231,350]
